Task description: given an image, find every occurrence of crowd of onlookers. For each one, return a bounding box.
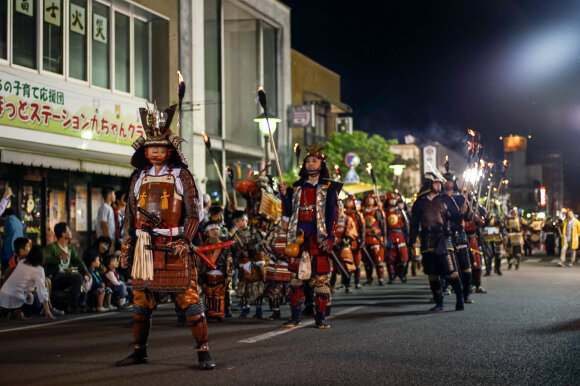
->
[0,187,132,321]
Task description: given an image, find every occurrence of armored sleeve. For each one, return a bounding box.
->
[122,172,139,247]
[180,169,202,244]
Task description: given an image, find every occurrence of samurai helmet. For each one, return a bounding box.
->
[362,192,377,207]
[130,104,188,168]
[304,143,327,161]
[442,172,459,192]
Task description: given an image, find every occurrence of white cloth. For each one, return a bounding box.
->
[0,260,49,309]
[96,202,115,239]
[0,197,9,217]
[136,227,183,237]
[132,231,154,280]
[105,271,121,286]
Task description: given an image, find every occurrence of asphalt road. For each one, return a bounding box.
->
[1,254,579,386]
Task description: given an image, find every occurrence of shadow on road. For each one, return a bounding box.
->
[528,319,580,335]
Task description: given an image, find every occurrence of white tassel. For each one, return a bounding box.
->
[132,232,154,280]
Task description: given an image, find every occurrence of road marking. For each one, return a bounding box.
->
[0,312,113,334]
[526,258,541,263]
[238,306,363,344]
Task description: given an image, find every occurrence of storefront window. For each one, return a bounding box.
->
[20,184,42,245]
[262,22,277,115]
[43,0,63,73]
[134,18,149,98]
[205,150,223,203]
[114,11,130,92]
[224,3,259,148]
[69,0,87,80]
[92,1,110,88]
[13,0,37,69]
[204,0,221,136]
[0,0,7,59]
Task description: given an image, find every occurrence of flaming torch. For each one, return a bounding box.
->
[226,165,238,208]
[366,162,379,198]
[444,155,450,173]
[497,159,509,193]
[462,128,479,195]
[334,164,342,181]
[177,71,185,129]
[257,86,283,184]
[293,143,301,168]
[202,131,232,205]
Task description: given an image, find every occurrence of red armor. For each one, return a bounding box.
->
[385,206,409,282]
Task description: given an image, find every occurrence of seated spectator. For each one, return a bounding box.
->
[0,245,56,320]
[83,236,112,274]
[4,237,31,280]
[45,222,90,313]
[85,250,113,312]
[104,255,132,309]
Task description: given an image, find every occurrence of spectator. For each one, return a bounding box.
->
[112,190,126,251]
[83,236,112,273]
[45,222,90,313]
[96,187,116,244]
[0,186,12,217]
[2,208,24,266]
[4,237,31,280]
[84,250,112,312]
[0,245,56,320]
[104,255,132,308]
[558,210,580,267]
[202,193,211,223]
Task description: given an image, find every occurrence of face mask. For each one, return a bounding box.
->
[307,168,321,176]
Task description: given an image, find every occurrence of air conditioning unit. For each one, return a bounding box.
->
[335,117,353,134]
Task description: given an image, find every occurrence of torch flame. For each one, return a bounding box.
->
[257,86,264,92]
[445,155,449,161]
[487,162,494,169]
[467,128,476,137]
[480,159,485,167]
[177,70,184,84]
[293,143,299,153]
[366,163,372,174]
[201,131,210,148]
[503,159,508,168]
[334,164,340,174]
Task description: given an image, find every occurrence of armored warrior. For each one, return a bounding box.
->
[343,195,365,289]
[384,192,410,283]
[330,201,357,293]
[482,196,504,276]
[262,216,292,320]
[464,196,486,293]
[231,210,267,319]
[116,105,215,370]
[439,172,473,304]
[504,208,525,270]
[361,193,388,286]
[199,221,233,320]
[409,173,464,312]
[279,143,342,329]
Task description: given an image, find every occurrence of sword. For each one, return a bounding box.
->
[361,246,378,270]
[329,250,350,278]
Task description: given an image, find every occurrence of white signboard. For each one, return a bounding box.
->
[70,3,85,35]
[423,145,437,175]
[291,105,313,127]
[16,0,34,16]
[93,14,108,43]
[44,0,61,26]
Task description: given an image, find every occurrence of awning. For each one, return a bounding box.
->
[341,182,376,196]
[303,91,353,114]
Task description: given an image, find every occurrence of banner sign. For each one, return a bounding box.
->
[0,69,144,146]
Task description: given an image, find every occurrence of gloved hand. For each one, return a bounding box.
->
[319,238,334,252]
[170,239,190,259]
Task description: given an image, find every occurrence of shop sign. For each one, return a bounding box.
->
[0,69,144,146]
[70,3,85,35]
[44,0,61,27]
[93,14,108,43]
[15,0,34,16]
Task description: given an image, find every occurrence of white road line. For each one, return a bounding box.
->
[238,306,364,344]
[525,258,541,263]
[0,312,113,334]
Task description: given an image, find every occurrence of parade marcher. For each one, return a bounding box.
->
[263,216,292,320]
[199,221,233,320]
[115,104,215,370]
[440,172,473,304]
[504,207,525,270]
[232,210,267,319]
[558,209,580,267]
[464,194,486,293]
[482,197,504,276]
[384,192,410,283]
[409,173,464,312]
[330,202,357,293]
[343,195,365,289]
[279,143,342,329]
[361,193,387,286]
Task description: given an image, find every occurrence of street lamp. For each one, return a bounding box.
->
[389,164,406,190]
[254,113,281,174]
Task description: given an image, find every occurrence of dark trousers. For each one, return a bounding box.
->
[51,273,84,309]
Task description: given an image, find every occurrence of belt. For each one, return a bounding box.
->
[390,229,403,233]
[299,205,315,211]
[136,227,184,237]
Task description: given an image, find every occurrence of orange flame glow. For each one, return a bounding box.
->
[202,131,209,144]
[467,128,476,137]
[487,162,494,169]
[445,155,449,161]
[257,86,265,92]
[293,143,299,152]
[366,163,372,174]
[503,159,508,168]
[177,70,184,84]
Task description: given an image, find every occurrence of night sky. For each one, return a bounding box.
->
[281,0,580,206]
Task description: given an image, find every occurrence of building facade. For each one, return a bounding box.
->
[0,0,291,250]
